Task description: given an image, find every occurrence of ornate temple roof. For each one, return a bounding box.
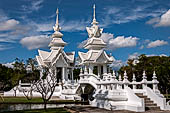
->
[84,37,106,49]
[37,48,75,66]
[49,8,67,50]
[78,50,115,64]
[84,4,106,50]
[36,9,75,67]
[78,5,115,65]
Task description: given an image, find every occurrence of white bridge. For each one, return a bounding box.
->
[61,70,170,112]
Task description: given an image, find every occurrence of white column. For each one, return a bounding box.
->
[71,68,73,80]
[152,71,158,92]
[84,65,88,74]
[132,73,136,89]
[65,67,68,81]
[98,65,101,76]
[89,64,93,74]
[103,64,107,75]
[62,67,65,82]
[142,71,147,89]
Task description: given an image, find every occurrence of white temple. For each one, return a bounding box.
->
[36,8,75,83]
[4,5,170,112]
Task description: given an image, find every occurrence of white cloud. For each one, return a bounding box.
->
[0,25,32,43]
[78,33,139,50]
[61,19,90,32]
[147,40,168,48]
[146,54,168,57]
[2,62,14,68]
[107,36,139,50]
[20,35,51,50]
[147,9,170,27]
[110,60,125,71]
[35,23,53,32]
[128,52,140,60]
[100,33,113,43]
[102,4,166,26]
[31,0,44,11]
[21,0,44,13]
[139,45,144,49]
[30,18,89,32]
[155,9,170,27]
[146,17,160,25]
[0,10,8,22]
[0,19,19,31]
[0,44,13,51]
[100,33,139,50]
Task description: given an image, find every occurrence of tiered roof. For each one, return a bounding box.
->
[49,8,67,50]
[36,9,75,67]
[78,5,115,65]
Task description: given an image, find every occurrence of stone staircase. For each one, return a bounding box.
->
[136,93,160,110]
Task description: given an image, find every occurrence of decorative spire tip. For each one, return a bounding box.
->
[92,4,98,25]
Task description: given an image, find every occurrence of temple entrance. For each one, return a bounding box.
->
[80,84,95,102]
[56,67,62,83]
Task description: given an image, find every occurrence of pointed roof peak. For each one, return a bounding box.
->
[91,4,98,25]
[53,8,61,32]
[56,8,59,25]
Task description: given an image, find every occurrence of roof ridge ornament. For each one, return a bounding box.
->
[86,4,103,38]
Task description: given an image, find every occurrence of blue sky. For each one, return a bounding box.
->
[0,0,170,65]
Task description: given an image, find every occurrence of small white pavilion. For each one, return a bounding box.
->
[78,5,115,78]
[36,9,75,83]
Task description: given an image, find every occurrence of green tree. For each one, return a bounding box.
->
[118,54,170,94]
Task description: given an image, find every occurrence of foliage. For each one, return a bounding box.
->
[0,58,40,91]
[118,54,170,94]
[73,68,80,79]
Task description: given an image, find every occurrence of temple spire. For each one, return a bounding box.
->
[56,8,59,26]
[53,8,61,32]
[92,4,98,25]
[93,4,96,22]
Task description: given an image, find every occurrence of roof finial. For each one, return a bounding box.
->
[56,8,59,26]
[53,8,61,32]
[92,4,98,25]
[93,4,96,21]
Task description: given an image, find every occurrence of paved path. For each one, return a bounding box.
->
[65,105,170,113]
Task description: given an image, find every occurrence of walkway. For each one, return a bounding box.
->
[65,105,170,113]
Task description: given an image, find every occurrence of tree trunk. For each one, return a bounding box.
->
[44,100,47,110]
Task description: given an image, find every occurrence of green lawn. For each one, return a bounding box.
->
[163,94,170,99]
[0,108,70,113]
[0,97,43,103]
[0,97,74,103]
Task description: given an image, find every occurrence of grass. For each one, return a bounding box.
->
[0,97,83,104]
[0,97,43,103]
[0,108,70,113]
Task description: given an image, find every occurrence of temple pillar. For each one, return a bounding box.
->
[84,65,88,74]
[71,68,74,80]
[62,67,65,82]
[89,64,93,74]
[103,64,107,75]
[98,65,101,76]
[65,67,68,81]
